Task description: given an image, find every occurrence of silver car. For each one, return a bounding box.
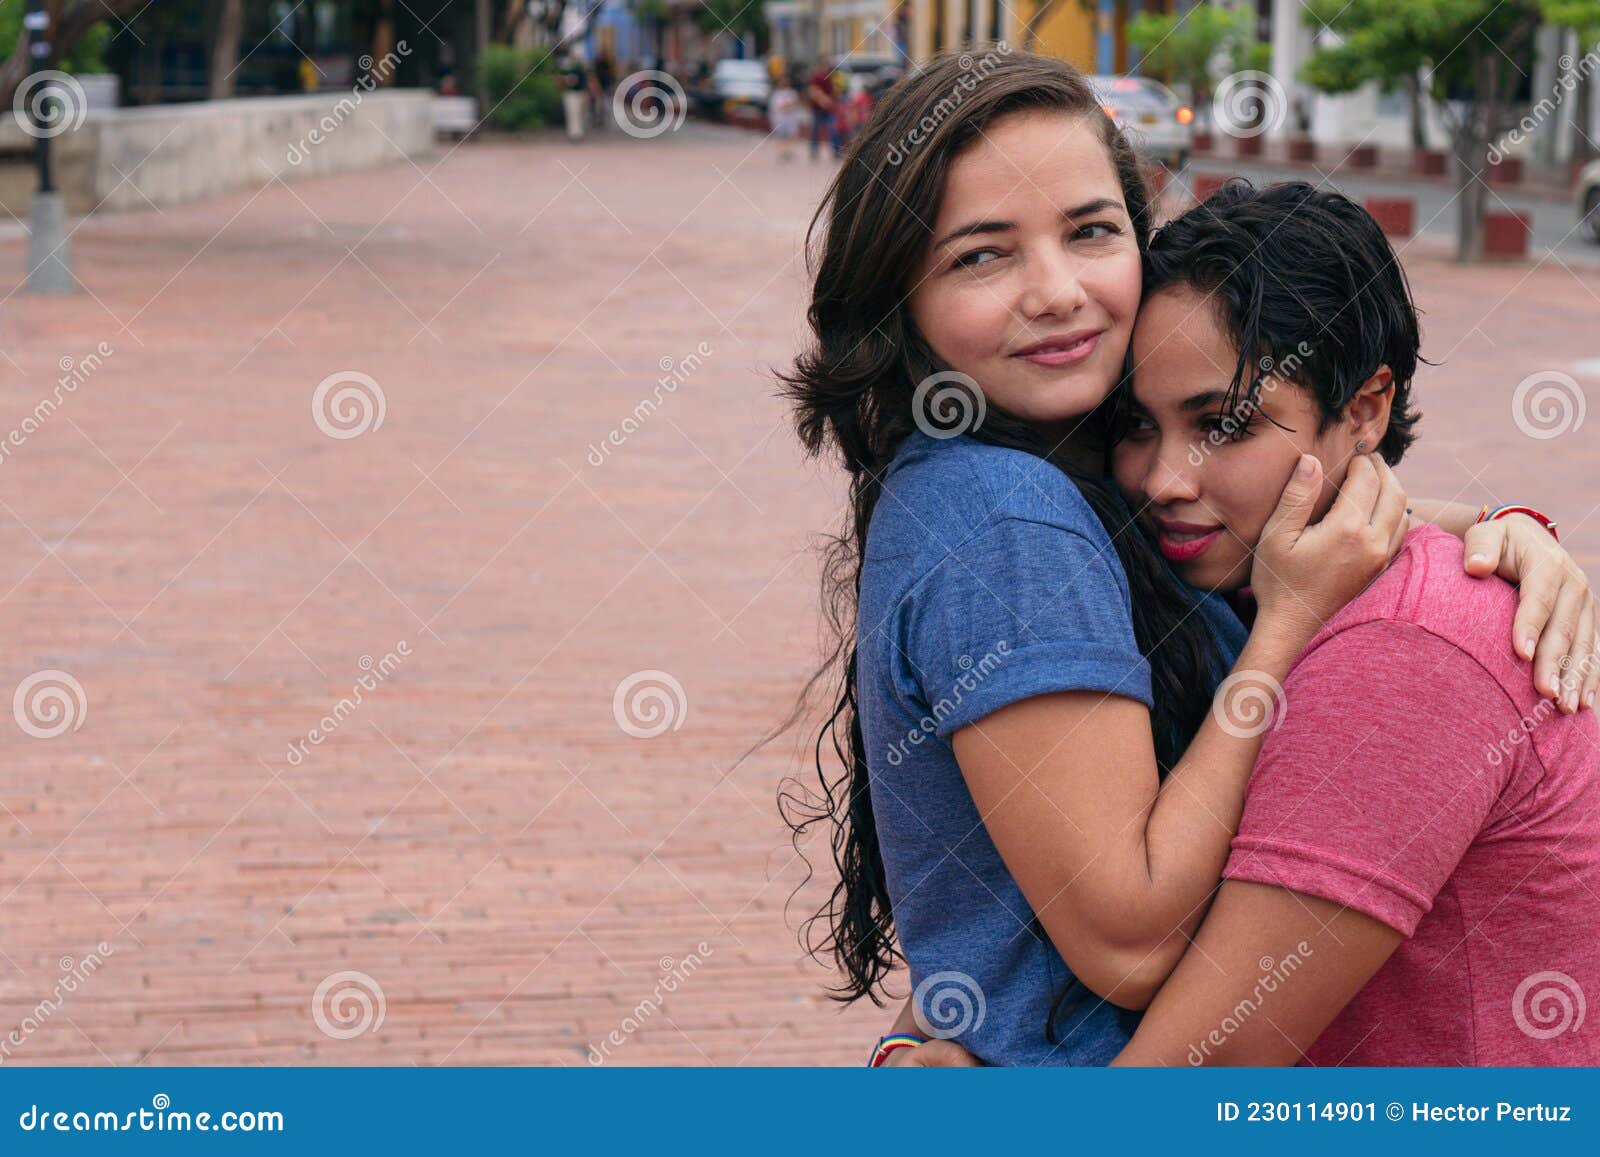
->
[1578,159,1600,245]
[1090,75,1195,170]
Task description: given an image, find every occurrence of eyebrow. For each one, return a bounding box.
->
[1179,389,1231,413]
[933,198,1125,251]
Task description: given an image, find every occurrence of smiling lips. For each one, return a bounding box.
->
[1153,517,1223,563]
[1011,329,1103,367]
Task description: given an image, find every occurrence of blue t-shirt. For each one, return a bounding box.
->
[856,431,1246,1066]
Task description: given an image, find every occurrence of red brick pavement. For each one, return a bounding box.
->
[0,123,1593,1067]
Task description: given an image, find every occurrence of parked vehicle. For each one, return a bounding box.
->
[1578,160,1600,245]
[1089,75,1194,171]
[712,59,772,111]
[832,53,906,98]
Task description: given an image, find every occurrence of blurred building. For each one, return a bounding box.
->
[812,0,1170,72]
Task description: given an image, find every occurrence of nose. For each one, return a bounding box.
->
[1015,247,1089,321]
[1144,437,1202,507]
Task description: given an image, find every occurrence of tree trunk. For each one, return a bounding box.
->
[208,0,244,100]
[1575,66,1596,164]
[1453,46,1506,263]
[1406,71,1427,151]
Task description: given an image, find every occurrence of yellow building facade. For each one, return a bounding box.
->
[815,0,1158,75]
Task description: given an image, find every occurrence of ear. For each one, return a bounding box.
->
[1346,366,1394,453]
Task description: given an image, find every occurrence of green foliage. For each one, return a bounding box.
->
[1127,5,1262,100]
[0,7,113,73]
[477,44,563,131]
[696,0,768,39]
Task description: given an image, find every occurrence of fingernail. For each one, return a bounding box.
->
[1585,691,1595,709]
[1524,637,1538,658]
[1468,553,1487,566]
[1296,455,1315,478]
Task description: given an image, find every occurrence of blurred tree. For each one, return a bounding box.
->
[1126,5,1267,124]
[1299,0,1600,260]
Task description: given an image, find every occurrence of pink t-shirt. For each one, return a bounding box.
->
[1223,525,1600,1065]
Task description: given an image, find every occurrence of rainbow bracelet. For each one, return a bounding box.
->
[1478,503,1559,542]
[868,1033,927,1067]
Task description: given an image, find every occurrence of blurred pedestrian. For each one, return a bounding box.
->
[592,52,616,131]
[770,68,802,162]
[561,55,589,141]
[805,59,840,160]
[841,73,875,145]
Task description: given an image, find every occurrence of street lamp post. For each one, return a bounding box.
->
[24,0,77,294]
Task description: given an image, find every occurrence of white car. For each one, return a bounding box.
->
[1090,75,1194,170]
[711,59,771,109]
[1578,159,1600,245]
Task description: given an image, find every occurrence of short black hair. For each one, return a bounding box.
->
[1142,180,1421,464]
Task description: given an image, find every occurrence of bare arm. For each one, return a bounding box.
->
[1110,881,1401,1065]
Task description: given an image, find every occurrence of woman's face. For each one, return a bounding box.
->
[907,111,1142,435]
[1111,285,1367,592]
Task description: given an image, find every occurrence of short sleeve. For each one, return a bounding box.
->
[1223,620,1516,936]
[902,515,1151,739]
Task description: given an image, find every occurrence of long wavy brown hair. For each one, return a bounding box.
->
[778,48,1223,1007]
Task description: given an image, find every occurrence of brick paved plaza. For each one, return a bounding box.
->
[0,123,1594,1066]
